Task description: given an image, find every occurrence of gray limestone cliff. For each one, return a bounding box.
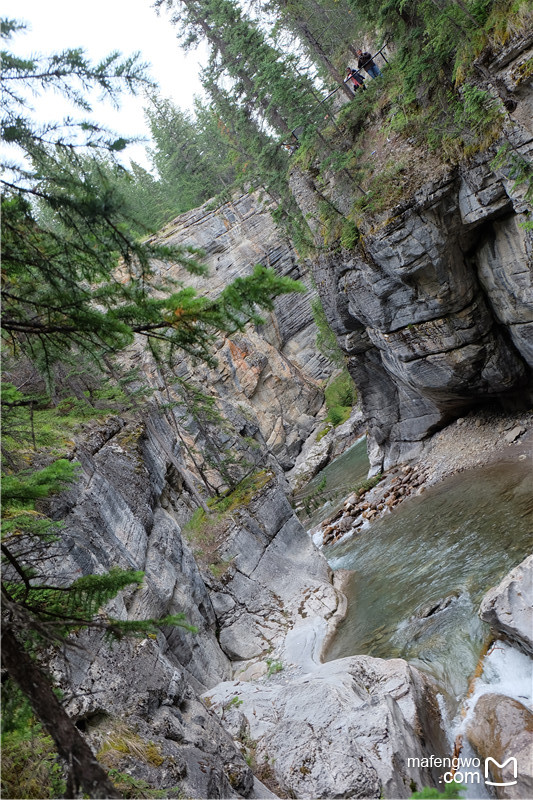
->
[125,39,532,483]
[46,410,446,799]
[290,35,533,473]
[47,413,346,797]
[141,193,331,474]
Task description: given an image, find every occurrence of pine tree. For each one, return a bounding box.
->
[145,93,235,214]
[1,18,304,796]
[156,0,318,136]
[1,24,303,367]
[267,0,355,98]
[204,79,315,250]
[275,0,363,63]
[108,158,171,233]
[154,0,332,250]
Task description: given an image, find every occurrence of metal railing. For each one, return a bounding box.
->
[282,44,390,151]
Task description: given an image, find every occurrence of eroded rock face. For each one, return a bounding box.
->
[303,148,532,472]
[58,632,257,799]
[48,414,344,798]
[203,474,342,664]
[54,414,230,691]
[466,693,533,800]
[50,415,264,798]
[287,408,365,491]
[205,656,447,799]
[479,554,533,656]
[146,192,331,471]
[44,405,450,800]
[477,213,533,368]
[150,193,321,378]
[290,38,533,472]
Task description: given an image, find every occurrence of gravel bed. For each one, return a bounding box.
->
[421,408,532,487]
[315,408,531,547]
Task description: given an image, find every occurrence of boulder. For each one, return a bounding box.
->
[479,554,533,656]
[466,693,533,799]
[504,425,526,443]
[205,655,447,799]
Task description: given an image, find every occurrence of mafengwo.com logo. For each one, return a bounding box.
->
[407,754,518,788]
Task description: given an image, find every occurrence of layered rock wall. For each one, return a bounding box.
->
[50,412,346,797]
[290,37,533,471]
[142,192,331,473]
[204,474,341,666]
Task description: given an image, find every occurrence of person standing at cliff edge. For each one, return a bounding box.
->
[356,48,382,78]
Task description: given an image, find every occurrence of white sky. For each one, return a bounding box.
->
[3,0,208,169]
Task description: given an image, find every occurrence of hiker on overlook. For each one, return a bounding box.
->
[356,48,382,78]
[345,67,365,94]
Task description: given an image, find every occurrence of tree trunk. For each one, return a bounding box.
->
[291,10,354,99]
[1,624,122,799]
[199,19,292,134]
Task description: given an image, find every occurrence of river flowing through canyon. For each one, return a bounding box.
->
[301,455,532,730]
[294,436,370,528]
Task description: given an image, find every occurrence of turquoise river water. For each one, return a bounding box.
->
[320,457,532,717]
[294,436,369,529]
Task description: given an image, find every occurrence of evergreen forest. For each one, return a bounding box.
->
[1,0,532,797]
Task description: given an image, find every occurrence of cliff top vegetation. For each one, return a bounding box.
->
[52,0,531,247]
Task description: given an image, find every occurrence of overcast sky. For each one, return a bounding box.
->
[3,0,208,168]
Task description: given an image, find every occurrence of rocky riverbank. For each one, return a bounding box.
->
[206,505,532,800]
[42,401,462,800]
[463,554,533,800]
[36,391,531,800]
[315,408,532,547]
